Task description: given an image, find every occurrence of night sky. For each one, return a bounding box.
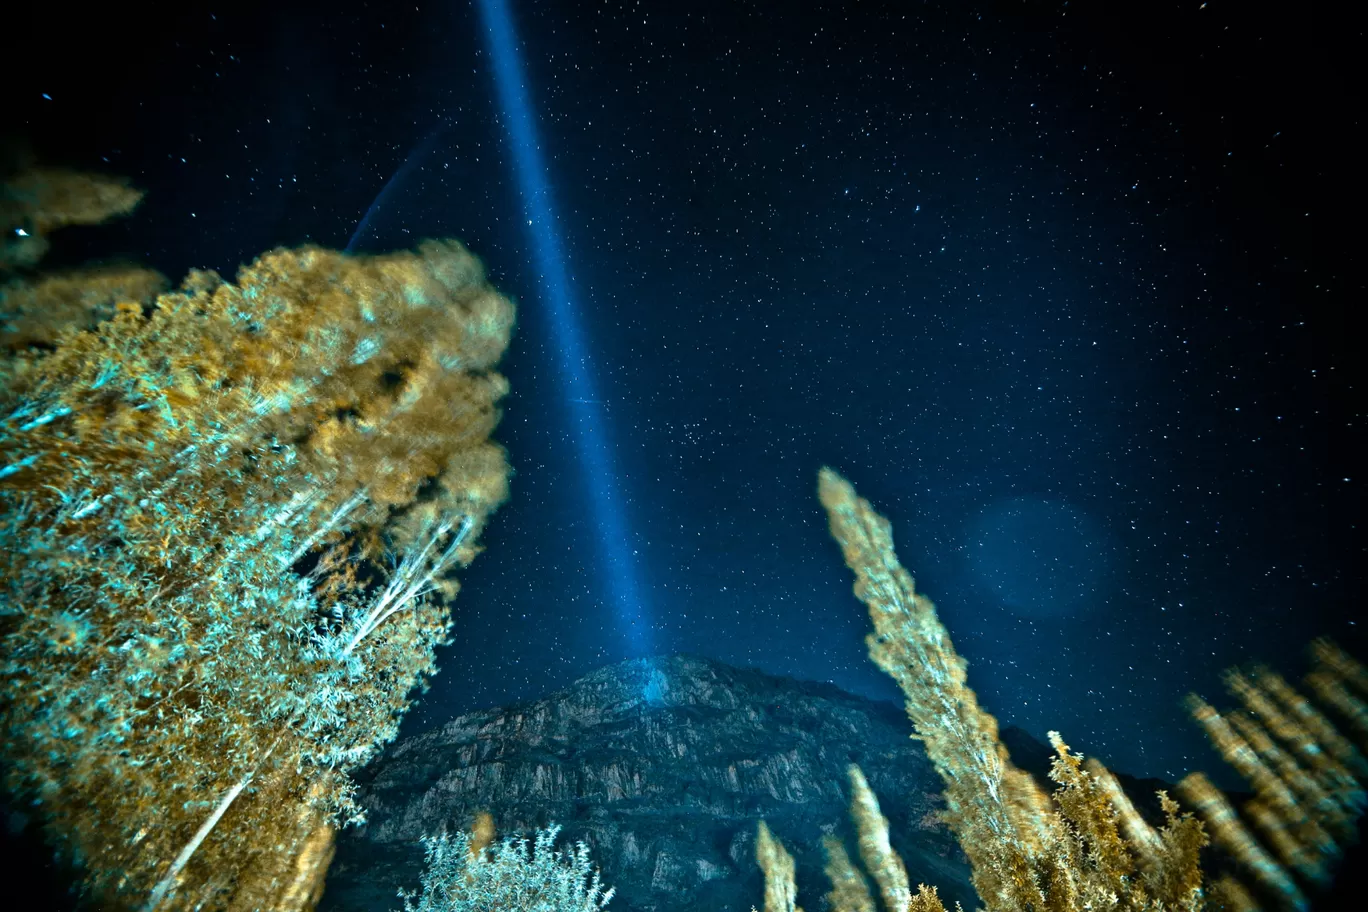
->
[6,0,1359,783]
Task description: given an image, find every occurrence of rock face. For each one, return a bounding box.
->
[318,654,978,912]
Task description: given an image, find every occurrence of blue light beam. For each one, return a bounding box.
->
[475,0,652,657]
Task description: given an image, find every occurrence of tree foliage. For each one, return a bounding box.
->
[0,167,514,909]
[398,815,615,912]
[750,468,1366,912]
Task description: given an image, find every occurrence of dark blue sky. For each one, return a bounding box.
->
[8,0,1359,782]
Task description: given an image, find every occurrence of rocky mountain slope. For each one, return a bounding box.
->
[319,654,978,911]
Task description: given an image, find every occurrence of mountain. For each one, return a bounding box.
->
[318,653,978,912]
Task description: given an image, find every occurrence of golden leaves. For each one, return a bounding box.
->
[756,820,804,912]
[2,230,515,910]
[1180,646,1368,908]
[846,765,912,912]
[812,468,1217,912]
[808,467,1368,912]
[1,167,144,270]
[3,167,144,234]
[907,884,950,912]
[1,265,167,351]
[822,834,876,912]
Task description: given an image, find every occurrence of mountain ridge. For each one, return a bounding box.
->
[322,652,980,911]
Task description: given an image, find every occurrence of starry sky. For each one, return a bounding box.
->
[7,0,1359,783]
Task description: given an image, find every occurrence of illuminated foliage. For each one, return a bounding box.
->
[752,468,1364,911]
[755,819,805,912]
[1,165,144,269]
[1,264,168,359]
[0,181,514,909]
[1179,642,1368,910]
[398,814,615,912]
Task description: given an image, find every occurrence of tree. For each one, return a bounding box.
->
[752,468,1366,911]
[398,813,615,912]
[0,166,514,910]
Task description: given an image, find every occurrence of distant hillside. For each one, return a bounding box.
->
[319,653,979,912]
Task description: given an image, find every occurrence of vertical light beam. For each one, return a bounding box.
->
[475,0,652,657]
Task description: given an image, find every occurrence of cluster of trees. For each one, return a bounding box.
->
[746,469,1365,912]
